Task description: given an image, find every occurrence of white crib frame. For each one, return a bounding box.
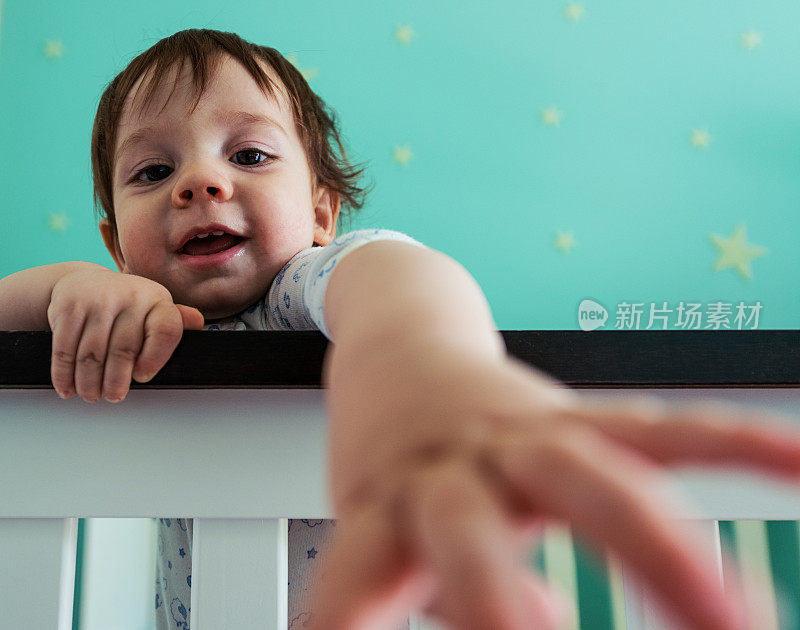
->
[2,387,800,630]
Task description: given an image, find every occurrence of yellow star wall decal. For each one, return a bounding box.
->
[709,224,767,280]
[564,3,585,22]
[554,230,577,253]
[394,24,415,45]
[541,106,563,126]
[741,30,763,50]
[284,52,318,82]
[43,38,64,59]
[393,144,413,167]
[47,212,69,233]
[690,128,712,148]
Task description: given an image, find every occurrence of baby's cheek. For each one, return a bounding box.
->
[119,242,168,282]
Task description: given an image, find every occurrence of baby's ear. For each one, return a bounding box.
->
[313,186,340,247]
[99,218,126,272]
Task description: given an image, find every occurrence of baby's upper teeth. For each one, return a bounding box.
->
[193,230,226,240]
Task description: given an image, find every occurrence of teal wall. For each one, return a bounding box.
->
[1,0,798,330]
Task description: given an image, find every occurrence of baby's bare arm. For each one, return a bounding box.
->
[0,262,107,330]
[312,240,798,630]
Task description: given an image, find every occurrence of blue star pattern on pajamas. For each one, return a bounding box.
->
[156,518,191,630]
[156,229,425,630]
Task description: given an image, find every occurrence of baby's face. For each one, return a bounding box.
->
[104,54,337,319]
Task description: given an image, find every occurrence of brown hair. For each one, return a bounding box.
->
[91,28,372,238]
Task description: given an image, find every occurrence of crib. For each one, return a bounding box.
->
[2,329,799,630]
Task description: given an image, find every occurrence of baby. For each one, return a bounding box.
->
[2,28,800,630]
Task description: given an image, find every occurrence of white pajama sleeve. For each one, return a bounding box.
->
[261,228,427,340]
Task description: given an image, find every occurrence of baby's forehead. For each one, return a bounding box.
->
[120,53,291,127]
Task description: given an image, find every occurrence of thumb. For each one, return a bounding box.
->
[175,304,204,330]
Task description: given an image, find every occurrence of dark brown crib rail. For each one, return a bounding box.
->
[1,330,798,389]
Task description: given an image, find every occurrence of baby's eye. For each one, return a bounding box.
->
[231,148,273,166]
[132,164,173,184]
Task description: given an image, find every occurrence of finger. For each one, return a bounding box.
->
[305,501,426,630]
[512,571,575,630]
[491,426,746,630]
[564,395,800,475]
[410,459,557,630]
[73,313,115,402]
[176,304,204,330]
[131,301,184,383]
[49,310,87,399]
[100,309,145,402]
[424,568,575,630]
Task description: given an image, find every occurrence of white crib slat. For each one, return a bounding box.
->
[623,519,721,630]
[0,517,78,630]
[191,517,288,630]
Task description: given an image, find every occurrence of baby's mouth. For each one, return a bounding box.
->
[180,232,244,256]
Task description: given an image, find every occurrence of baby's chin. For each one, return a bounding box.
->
[169,282,268,322]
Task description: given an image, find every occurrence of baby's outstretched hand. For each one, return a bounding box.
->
[47,268,203,402]
[309,341,800,630]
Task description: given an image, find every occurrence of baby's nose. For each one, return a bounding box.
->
[172,167,233,207]
[178,186,220,201]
